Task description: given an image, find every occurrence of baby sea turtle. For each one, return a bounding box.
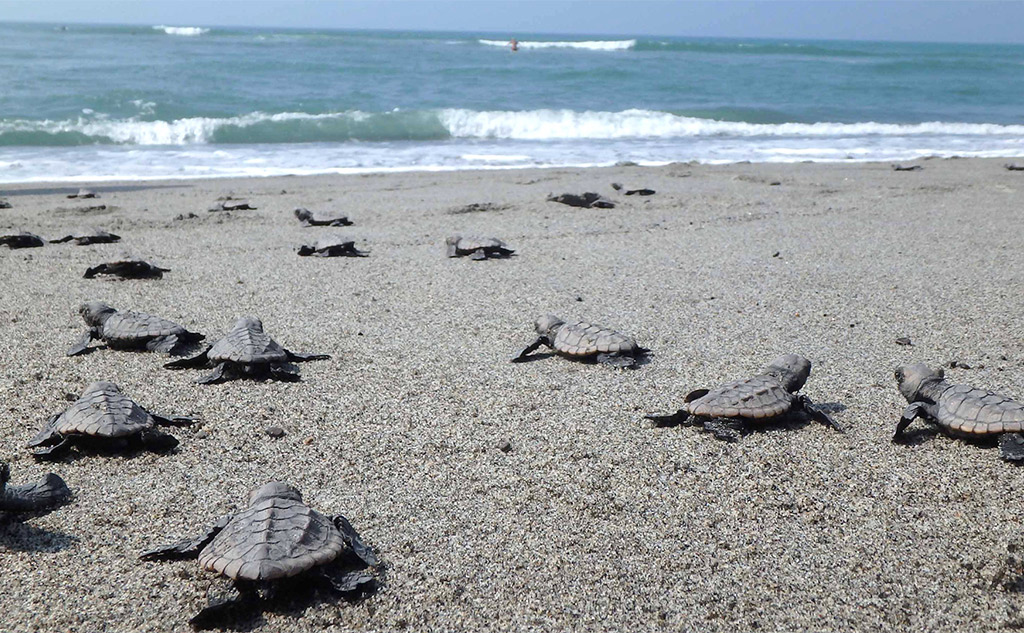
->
[208,199,255,212]
[0,462,72,519]
[446,236,514,260]
[84,259,169,279]
[27,381,193,458]
[1006,163,1024,172]
[67,188,99,199]
[294,207,353,227]
[513,315,645,368]
[645,354,842,441]
[165,316,330,383]
[894,363,1024,461]
[0,231,45,249]
[0,199,11,209]
[891,164,923,172]
[68,301,204,356]
[140,481,378,629]
[547,192,615,209]
[297,237,368,257]
[51,228,121,245]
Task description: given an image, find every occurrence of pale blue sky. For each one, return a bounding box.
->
[2,1,1023,44]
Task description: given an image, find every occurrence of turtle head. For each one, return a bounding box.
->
[895,363,943,402]
[763,354,812,392]
[79,301,116,326]
[534,315,565,339]
[294,207,311,220]
[236,315,264,331]
[248,481,303,504]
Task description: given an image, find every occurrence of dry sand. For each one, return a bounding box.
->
[2,158,1024,632]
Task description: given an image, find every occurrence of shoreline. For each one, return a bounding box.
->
[3,158,1024,632]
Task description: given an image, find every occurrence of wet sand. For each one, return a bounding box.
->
[2,158,1024,632]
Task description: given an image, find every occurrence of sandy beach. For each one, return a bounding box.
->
[3,158,1024,632]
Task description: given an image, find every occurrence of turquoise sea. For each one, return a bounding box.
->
[1,22,1023,182]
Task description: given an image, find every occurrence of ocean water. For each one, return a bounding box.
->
[1,22,1023,183]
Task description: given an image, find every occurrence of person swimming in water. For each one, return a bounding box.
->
[509,38,518,52]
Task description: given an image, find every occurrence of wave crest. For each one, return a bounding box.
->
[153,25,209,36]
[478,39,635,51]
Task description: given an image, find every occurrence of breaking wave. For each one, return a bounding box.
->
[153,25,209,36]
[3,108,1024,147]
[478,39,635,51]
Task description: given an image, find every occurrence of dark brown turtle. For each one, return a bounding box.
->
[296,237,368,257]
[208,199,255,212]
[645,354,842,441]
[51,228,121,245]
[0,199,12,209]
[165,316,330,383]
[445,236,514,260]
[83,259,169,279]
[27,381,193,458]
[891,164,923,171]
[513,314,645,368]
[0,462,72,519]
[68,301,204,356]
[294,207,353,227]
[1004,163,1024,171]
[140,481,377,629]
[547,192,615,209]
[894,363,1024,461]
[67,188,99,199]
[0,231,45,249]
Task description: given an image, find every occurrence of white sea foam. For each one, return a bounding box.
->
[478,39,635,51]
[153,25,209,36]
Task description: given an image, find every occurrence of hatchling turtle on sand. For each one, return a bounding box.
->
[894,363,1024,461]
[0,199,12,209]
[645,354,843,441]
[0,231,45,249]
[512,315,646,368]
[165,316,330,383]
[208,199,255,212]
[296,236,368,257]
[140,481,378,629]
[27,381,193,458]
[83,259,169,279]
[67,188,98,199]
[0,462,72,519]
[294,207,353,227]
[68,301,204,356]
[446,235,514,260]
[51,228,121,245]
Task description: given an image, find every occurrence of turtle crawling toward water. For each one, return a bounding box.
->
[294,207,353,227]
[165,316,330,383]
[297,236,368,257]
[1,462,72,519]
[69,301,204,356]
[446,236,514,260]
[513,315,645,368]
[84,259,169,279]
[140,481,378,629]
[0,231,45,249]
[27,381,193,458]
[208,199,255,212]
[645,354,842,441]
[67,188,99,199]
[51,228,121,245]
[894,363,1024,461]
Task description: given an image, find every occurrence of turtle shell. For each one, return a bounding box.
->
[934,383,1024,435]
[54,381,157,438]
[101,310,190,345]
[686,375,797,420]
[552,321,637,358]
[198,495,346,581]
[208,316,289,365]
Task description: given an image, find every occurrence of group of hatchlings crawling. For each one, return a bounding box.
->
[5,198,1024,630]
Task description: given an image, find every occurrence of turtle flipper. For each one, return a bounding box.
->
[999,433,1024,462]
[644,409,691,427]
[320,567,376,595]
[894,402,926,441]
[189,582,260,631]
[67,330,97,356]
[470,248,487,261]
[164,347,211,370]
[197,363,231,385]
[269,363,301,382]
[798,395,844,433]
[702,418,744,442]
[512,337,547,362]
[138,427,179,452]
[283,349,331,362]
[83,264,106,279]
[146,334,180,354]
[30,437,72,460]
[140,514,232,561]
[151,413,195,427]
[26,414,63,448]
[684,389,711,403]
[333,514,379,566]
[0,472,72,513]
[595,352,636,368]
